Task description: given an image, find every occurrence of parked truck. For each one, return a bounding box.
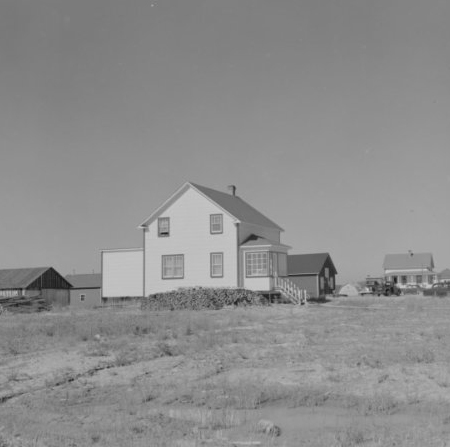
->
[365,277,402,296]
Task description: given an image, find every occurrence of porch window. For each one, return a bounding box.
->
[210,214,223,234]
[416,275,422,284]
[162,255,184,279]
[245,252,268,277]
[158,218,170,237]
[210,253,223,277]
[401,276,407,285]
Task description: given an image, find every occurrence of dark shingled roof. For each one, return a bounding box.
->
[65,273,102,289]
[383,253,434,270]
[191,183,283,231]
[287,253,337,275]
[139,182,283,231]
[0,267,52,289]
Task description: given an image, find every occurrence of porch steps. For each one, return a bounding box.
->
[274,276,308,305]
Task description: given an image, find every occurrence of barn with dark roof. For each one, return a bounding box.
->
[287,253,337,299]
[0,267,72,306]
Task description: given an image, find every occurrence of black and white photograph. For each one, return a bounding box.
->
[1,0,450,445]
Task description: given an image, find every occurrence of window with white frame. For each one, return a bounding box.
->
[162,255,184,279]
[210,252,223,277]
[210,214,223,234]
[416,275,422,284]
[325,267,329,278]
[245,252,268,277]
[158,217,170,237]
[80,294,86,302]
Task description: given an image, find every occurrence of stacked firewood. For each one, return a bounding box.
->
[0,295,51,313]
[141,287,268,311]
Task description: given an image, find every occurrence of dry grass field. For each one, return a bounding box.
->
[1,295,450,446]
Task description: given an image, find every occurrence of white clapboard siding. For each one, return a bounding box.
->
[102,248,143,298]
[145,187,238,295]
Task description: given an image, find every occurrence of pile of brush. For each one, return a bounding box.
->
[0,295,51,313]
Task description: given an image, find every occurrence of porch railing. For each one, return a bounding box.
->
[274,276,308,305]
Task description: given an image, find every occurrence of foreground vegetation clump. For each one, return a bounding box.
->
[141,287,267,311]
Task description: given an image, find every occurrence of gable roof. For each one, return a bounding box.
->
[241,234,291,249]
[65,273,102,289]
[139,182,283,231]
[0,267,58,289]
[287,253,337,275]
[383,253,434,270]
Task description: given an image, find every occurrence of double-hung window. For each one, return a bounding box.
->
[158,217,170,237]
[162,255,184,279]
[210,253,223,277]
[210,214,223,234]
[245,252,268,277]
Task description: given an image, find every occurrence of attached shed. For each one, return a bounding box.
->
[65,273,102,309]
[287,253,337,299]
[101,248,143,301]
[0,267,72,306]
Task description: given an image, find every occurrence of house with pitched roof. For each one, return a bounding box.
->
[102,182,305,302]
[383,252,437,287]
[287,253,337,298]
[0,267,72,305]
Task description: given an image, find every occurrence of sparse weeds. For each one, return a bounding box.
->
[290,386,331,408]
[346,393,400,416]
[45,367,76,388]
[334,425,366,446]
[405,346,435,364]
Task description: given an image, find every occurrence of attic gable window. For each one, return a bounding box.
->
[210,214,223,234]
[158,217,170,237]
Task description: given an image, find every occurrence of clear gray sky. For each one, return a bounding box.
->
[1,0,449,283]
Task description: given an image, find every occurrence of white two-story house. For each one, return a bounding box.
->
[102,182,306,302]
[139,181,294,295]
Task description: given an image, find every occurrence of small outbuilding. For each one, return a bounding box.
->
[0,267,72,306]
[287,253,337,299]
[65,273,102,308]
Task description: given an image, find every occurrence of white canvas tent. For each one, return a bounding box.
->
[338,283,360,297]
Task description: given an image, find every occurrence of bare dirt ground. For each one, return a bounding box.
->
[1,295,450,446]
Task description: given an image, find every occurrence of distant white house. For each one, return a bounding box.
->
[383,252,437,287]
[102,182,306,302]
